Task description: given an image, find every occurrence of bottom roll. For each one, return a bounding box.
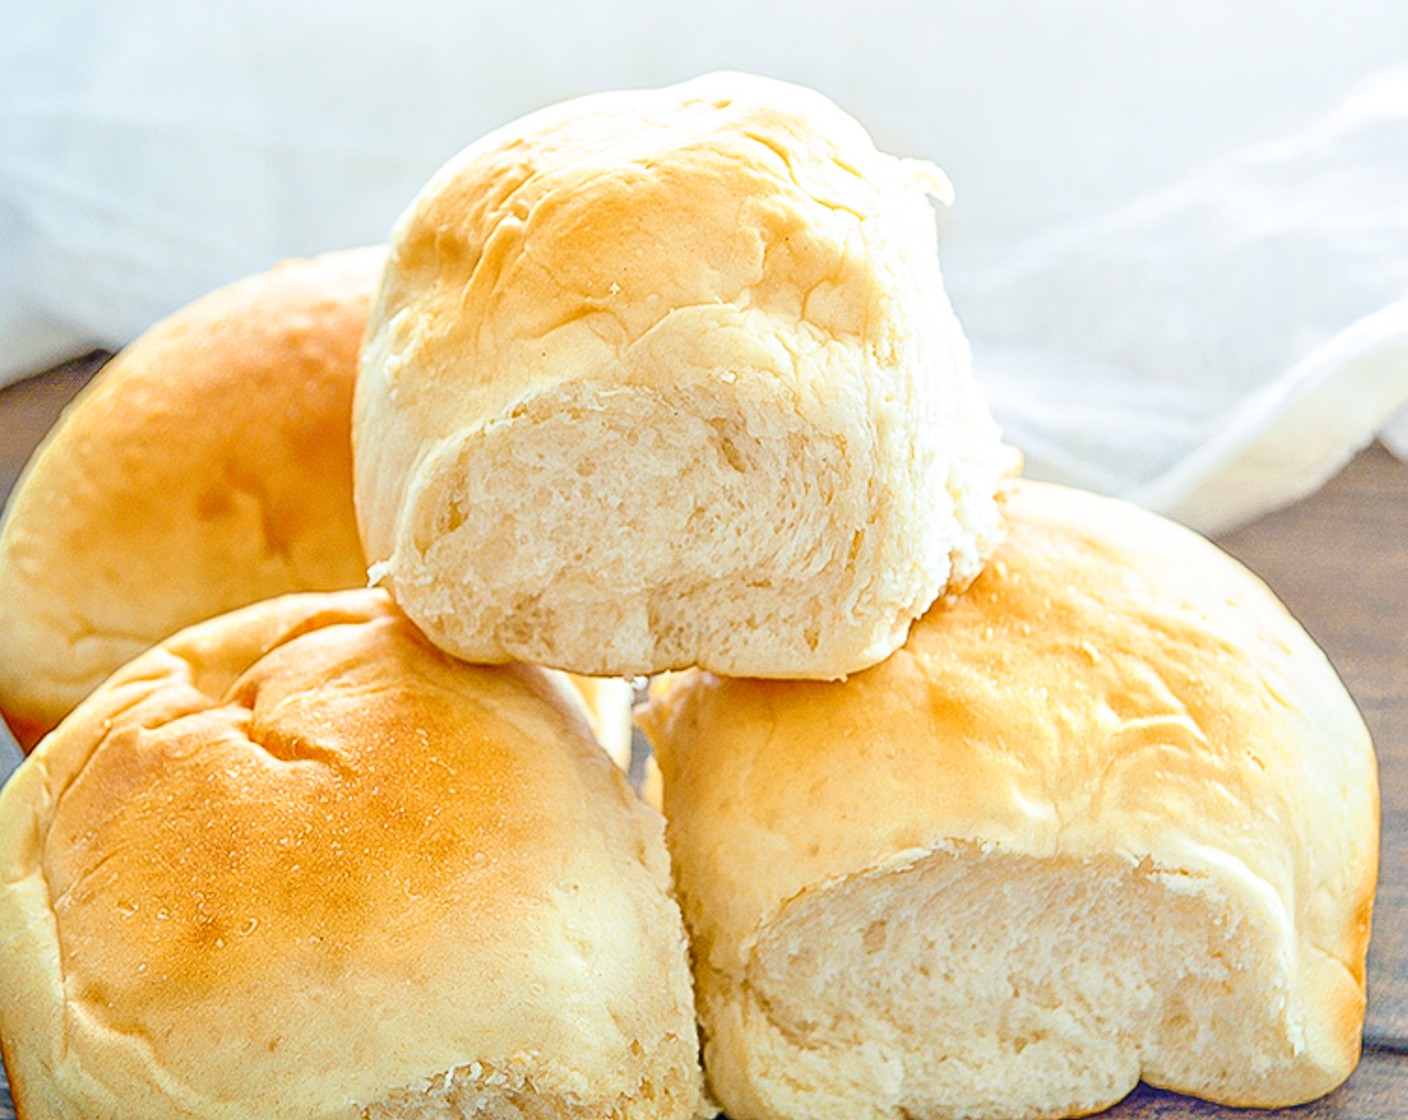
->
[0,588,705,1120]
[639,479,1378,1120]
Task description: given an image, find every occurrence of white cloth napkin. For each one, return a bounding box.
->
[2,0,1406,533]
[956,68,1408,531]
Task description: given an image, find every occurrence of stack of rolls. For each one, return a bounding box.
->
[0,71,1378,1120]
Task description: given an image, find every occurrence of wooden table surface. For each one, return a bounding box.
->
[0,355,1404,1118]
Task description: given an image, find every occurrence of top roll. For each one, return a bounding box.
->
[355,71,1009,679]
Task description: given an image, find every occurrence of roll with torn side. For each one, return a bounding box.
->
[355,70,1009,681]
[0,589,705,1120]
[0,248,634,769]
[638,480,1378,1120]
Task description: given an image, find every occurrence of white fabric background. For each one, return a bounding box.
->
[3,0,1407,535]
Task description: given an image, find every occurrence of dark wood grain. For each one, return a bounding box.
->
[0,350,108,502]
[0,361,1403,1118]
[1097,1049,1408,1117]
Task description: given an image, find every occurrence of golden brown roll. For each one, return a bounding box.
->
[0,589,705,1120]
[639,480,1378,1120]
[0,248,385,749]
[355,71,1009,682]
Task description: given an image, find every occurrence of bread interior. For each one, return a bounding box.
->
[362,1051,698,1120]
[719,845,1298,1120]
[399,378,954,677]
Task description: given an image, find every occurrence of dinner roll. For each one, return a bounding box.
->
[0,248,384,749]
[639,480,1378,1120]
[0,589,705,1120]
[355,71,1008,681]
